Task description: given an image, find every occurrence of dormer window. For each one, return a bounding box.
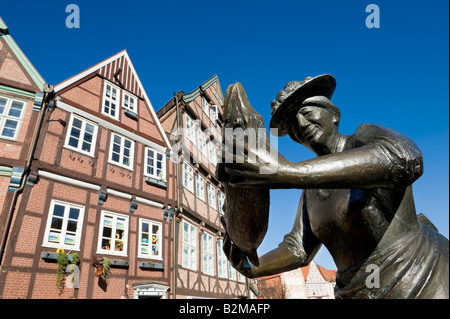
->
[122,92,137,113]
[102,81,120,120]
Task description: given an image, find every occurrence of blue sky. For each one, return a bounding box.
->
[1,0,448,270]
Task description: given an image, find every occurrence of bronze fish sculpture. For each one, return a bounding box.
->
[216,82,285,268]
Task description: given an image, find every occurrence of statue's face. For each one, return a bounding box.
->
[290,105,339,154]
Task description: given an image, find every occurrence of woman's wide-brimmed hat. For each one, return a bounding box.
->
[269,74,336,137]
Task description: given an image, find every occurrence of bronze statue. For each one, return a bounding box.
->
[219,75,449,299]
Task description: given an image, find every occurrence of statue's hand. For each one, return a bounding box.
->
[222,146,282,189]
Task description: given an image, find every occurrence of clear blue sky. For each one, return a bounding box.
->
[1,0,448,270]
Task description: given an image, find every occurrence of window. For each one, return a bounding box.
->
[183,162,194,193]
[0,95,26,140]
[218,191,225,215]
[213,88,223,106]
[202,97,209,114]
[238,272,246,283]
[64,114,98,156]
[196,173,205,201]
[198,129,208,158]
[145,147,165,180]
[202,232,214,275]
[182,220,197,270]
[217,239,228,278]
[43,200,84,250]
[228,262,237,280]
[208,141,217,166]
[207,183,217,209]
[139,219,162,259]
[210,105,217,125]
[102,82,120,120]
[98,211,129,256]
[122,92,137,113]
[109,133,134,169]
[185,114,196,145]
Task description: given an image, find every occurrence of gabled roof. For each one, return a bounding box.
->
[317,265,337,282]
[0,16,46,92]
[181,74,224,104]
[54,50,171,149]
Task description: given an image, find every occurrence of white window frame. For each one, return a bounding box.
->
[208,141,217,166]
[144,147,166,180]
[202,97,209,115]
[185,114,196,145]
[0,95,27,141]
[182,220,197,270]
[228,261,237,280]
[218,191,225,215]
[42,200,85,251]
[210,104,217,125]
[138,219,162,260]
[198,129,208,158]
[122,91,137,113]
[202,232,214,276]
[183,162,194,193]
[64,114,98,157]
[102,81,120,120]
[97,211,129,257]
[108,132,135,170]
[207,183,217,209]
[195,172,205,201]
[217,239,228,278]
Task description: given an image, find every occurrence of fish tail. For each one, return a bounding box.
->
[246,249,259,267]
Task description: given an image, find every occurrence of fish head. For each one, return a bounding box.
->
[223,82,265,131]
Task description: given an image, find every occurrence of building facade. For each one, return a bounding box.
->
[0,44,178,298]
[257,260,336,299]
[157,75,249,298]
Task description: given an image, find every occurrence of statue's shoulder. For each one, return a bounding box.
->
[354,123,407,143]
[353,123,422,154]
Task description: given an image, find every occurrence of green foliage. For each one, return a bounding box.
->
[56,250,69,289]
[102,257,111,283]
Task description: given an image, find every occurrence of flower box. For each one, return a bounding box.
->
[139,261,164,270]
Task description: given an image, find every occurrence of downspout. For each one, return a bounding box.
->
[0,83,54,267]
[172,91,182,299]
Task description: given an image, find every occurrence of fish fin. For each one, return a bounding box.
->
[246,249,259,267]
[417,213,439,232]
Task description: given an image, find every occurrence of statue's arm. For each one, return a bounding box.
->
[251,192,321,278]
[230,124,423,190]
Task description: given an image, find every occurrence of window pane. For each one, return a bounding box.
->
[141,222,149,234]
[102,227,112,238]
[68,207,79,220]
[1,120,18,137]
[8,101,24,118]
[50,217,63,230]
[112,152,120,163]
[102,238,111,250]
[0,97,6,114]
[53,204,65,217]
[81,141,91,152]
[66,220,77,233]
[48,231,61,243]
[72,117,82,129]
[68,136,79,148]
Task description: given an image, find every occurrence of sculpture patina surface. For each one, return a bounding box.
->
[216,82,287,267]
[220,75,449,299]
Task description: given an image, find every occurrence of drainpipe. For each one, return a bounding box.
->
[171,91,183,299]
[0,83,54,267]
